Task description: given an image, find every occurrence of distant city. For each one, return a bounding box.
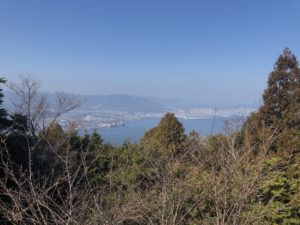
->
[4,91,257,130]
[57,95,257,129]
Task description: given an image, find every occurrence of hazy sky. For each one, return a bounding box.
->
[1,0,300,105]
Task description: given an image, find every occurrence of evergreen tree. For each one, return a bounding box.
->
[245,48,300,152]
[142,112,186,155]
[260,48,300,129]
[0,78,11,131]
[0,78,31,170]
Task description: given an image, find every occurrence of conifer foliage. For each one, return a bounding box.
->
[258,48,300,151]
[142,112,186,155]
[0,78,10,131]
[260,48,300,129]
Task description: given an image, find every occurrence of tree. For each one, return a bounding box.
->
[0,78,11,131]
[240,49,300,224]
[142,112,186,156]
[8,75,80,140]
[260,48,300,128]
[245,48,300,152]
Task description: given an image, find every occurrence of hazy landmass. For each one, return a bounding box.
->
[4,91,257,129]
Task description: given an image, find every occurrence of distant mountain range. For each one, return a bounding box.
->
[79,94,258,112]
[3,91,258,129]
[80,94,165,112]
[79,94,207,112]
[4,91,258,113]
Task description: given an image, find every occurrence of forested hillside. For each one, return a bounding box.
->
[1,49,300,224]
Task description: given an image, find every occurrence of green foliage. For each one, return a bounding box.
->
[254,155,300,224]
[261,48,300,125]
[2,50,300,224]
[246,48,300,152]
[142,112,186,156]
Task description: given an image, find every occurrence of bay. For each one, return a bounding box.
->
[90,116,245,144]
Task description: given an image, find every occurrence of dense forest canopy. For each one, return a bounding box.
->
[0,49,300,224]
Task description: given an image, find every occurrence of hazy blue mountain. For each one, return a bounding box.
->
[77,94,166,112]
[2,91,193,112]
[144,96,207,109]
[81,94,258,111]
[4,90,257,114]
[80,94,204,112]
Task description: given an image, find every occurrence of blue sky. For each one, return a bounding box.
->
[1,0,300,105]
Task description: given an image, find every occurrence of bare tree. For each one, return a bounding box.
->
[8,75,80,139]
[198,119,292,225]
[0,129,91,224]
